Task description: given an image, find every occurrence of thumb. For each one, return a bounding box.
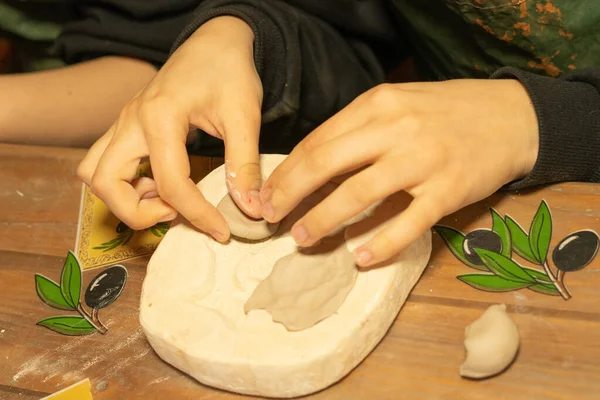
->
[222,106,263,218]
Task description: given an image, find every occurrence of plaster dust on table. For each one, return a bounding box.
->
[12,336,88,383]
[140,154,432,398]
[12,327,148,386]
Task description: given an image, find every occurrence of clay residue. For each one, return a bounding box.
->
[245,233,358,331]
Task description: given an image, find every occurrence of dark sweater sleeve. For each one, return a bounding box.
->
[491,67,600,189]
[52,0,405,155]
[170,0,406,154]
[51,1,206,67]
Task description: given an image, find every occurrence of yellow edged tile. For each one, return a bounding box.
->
[74,161,169,270]
[42,378,93,399]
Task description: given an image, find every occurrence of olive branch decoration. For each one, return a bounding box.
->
[434,200,599,301]
[93,221,170,252]
[35,251,128,335]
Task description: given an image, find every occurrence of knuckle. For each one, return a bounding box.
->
[303,151,329,175]
[368,83,399,110]
[90,174,110,197]
[398,115,423,136]
[138,95,174,123]
[299,133,320,154]
[419,196,445,226]
[155,180,177,202]
[343,178,375,206]
[76,162,92,183]
[374,231,398,257]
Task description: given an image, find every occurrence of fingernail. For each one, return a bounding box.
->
[158,212,177,222]
[211,231,228,242]
[355,249,373,266]
[246,189,262,215]
[292,225,309,244]
[260,186,272,203]
[262,201,275,220]
[247,189,261,205]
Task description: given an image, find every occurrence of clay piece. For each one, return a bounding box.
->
[245,233,358,331]
[140,154,432,398]
[217,193,279,241]
[460,304,519,379]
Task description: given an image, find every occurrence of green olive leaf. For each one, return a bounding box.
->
[529,200,552,264]
[505,215,539,264]
[35,274,74,310]
[37,316,96,336]
[121,230,134,246]
[521,266,551,283]
[474,248,537,283]
[433,226,486,270]
[528,282,561,296]
[490,208,511,258]
[60,251,82,309]
[457,274,532,292]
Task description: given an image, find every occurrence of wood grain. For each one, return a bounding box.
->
[1,143,599,399]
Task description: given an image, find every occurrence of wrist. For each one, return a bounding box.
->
[509,80,540,180]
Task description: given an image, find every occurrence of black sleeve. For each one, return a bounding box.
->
[491,67,600,189]
[51,1,206,66]
[53,0,406,155]
[172,0,407,154]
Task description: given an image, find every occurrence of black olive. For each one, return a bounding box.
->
[116,221,130,233]
[84,265,128,309]
[463,229,503,266]
[552,230,599,272]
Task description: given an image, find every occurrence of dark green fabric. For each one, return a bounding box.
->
[0,1,72,71]
[391,0,598,80]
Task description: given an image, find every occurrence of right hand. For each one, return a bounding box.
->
[76,16,264,242]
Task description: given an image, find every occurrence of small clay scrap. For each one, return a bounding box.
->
[245,234,358,331]
[217,194,279,241]
[460,304,519,379]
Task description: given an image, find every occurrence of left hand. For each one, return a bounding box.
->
[259,79,539,267]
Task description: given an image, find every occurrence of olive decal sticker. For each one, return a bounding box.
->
[93,219,169,252]
[34,251,128,336]
[463,229,503,266]
[435,200,599,300]
[552,230,600,272]
[85,265,128,310]
[116,221,130,234]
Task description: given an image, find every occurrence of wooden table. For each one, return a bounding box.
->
[1,143,599,399]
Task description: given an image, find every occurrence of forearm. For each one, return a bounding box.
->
[0,56,156,147]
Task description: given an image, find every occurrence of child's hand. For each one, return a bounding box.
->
[77,16,263,242]
[260,79,539,266]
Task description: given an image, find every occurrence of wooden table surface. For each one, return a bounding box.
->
[1,143,600,400]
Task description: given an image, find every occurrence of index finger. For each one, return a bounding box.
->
[262,92,372,201]
[144,114,230,241]
[92,130,176,230]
